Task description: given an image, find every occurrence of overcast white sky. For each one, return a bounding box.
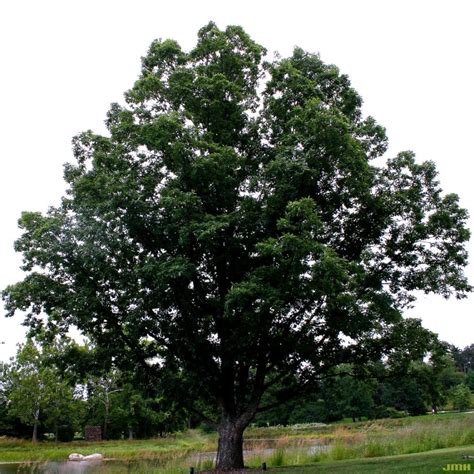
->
[1,0,473,361]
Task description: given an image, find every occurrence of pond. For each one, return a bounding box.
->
[0,459,189,473]
[0,460,138,473]
[0,443,331,473]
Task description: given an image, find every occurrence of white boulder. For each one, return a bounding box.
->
[84,453,104,461]
[68,452,103,461]
[68,453,84,461]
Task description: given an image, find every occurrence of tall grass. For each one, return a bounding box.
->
[1,413,473,469]
[244,413,474,468]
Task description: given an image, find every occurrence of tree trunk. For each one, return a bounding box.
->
[128,428,134,440]
[103,399,109,440]
[216,418,245,471]
[32,407,40,442]
[32,421,38,442]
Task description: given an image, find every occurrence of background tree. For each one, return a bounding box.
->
[6,341,47,441]
[0,360,15,436]
[404,342,459,414]
[340,376,375,422]
[3,23,471,469]
[99,383,183,439]
[453,344,474,374]
[466,371,474,392]
[108,383,152,440]
[450,384,472,411]
[86,371,123,440]
[43,379,81,442]
[4,341,79,441]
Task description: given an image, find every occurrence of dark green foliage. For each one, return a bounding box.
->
[287,397,325,424]
[391,378,428,416]
[339,377,375,422]
[254,340,471,425]
[84,371,187,440]
[466,371,474,391]
[2,23,471,468]
[372,406,405,419]
[0,363,15,436]
[450,384,472,411]
[0,338,188,440]
[453,344,474,373]
[56,423,76,442]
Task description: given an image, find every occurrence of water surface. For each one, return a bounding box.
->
[0,443,331,473]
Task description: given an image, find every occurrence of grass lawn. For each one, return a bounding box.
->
[271,446,474,473]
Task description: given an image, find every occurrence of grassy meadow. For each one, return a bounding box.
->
[0,429,214,463]
[0,411,473,472]
[270,446,474,473]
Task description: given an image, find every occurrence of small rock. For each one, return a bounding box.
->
[68,453,84,461]
[68,453,103,461]
[84,453,104,461]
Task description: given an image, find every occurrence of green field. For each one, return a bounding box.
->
[272,447,474,473]
[0,412,473,473]
[0,429,214,463]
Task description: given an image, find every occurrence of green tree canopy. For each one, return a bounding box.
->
[3,23,470,469]
[450,384,472,411]
[453,344,474,373]
[4,340,79,441]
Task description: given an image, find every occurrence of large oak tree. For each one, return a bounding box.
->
[3,23,471,469]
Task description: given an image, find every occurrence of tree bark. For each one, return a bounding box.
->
[103,398,109,440]
[32,421,38,443]
[216,418,245,471]
[32,407,40,442]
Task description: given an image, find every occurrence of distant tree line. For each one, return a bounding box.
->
[254,342,474,426]
[0,337,472,441]
[0,337,188,441]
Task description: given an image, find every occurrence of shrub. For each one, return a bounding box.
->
[451,385,472,411]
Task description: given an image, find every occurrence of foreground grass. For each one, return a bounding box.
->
[271,446,474,473]
[244,412,474,469]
